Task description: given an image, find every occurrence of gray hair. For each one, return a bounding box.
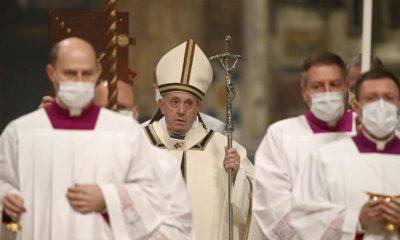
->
[301,52,346,85]
[346,54,384,72]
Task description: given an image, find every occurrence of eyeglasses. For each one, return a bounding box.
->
[165,97,197,111]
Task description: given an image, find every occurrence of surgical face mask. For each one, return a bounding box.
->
[57,81,95,116]
[155,88,162,102]
[362,99,399,138]
[310,91,345,123]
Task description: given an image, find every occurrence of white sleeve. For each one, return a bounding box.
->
[231,145,253,225]
[99,129,169,240]
[148,148,193,240]
[290,150,358,240]
[253,126,295,239]
[0,123,21,212]
[219,140,256,238]
[216,140,253,225]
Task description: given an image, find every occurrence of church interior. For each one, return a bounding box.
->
[1,0,399,158]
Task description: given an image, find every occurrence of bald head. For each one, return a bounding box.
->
[94,80,139,119]
[94,80,134,107]
[50,37,97,67]
[47,37,100,89]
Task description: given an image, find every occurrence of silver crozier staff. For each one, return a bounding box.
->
[209,35,242,240]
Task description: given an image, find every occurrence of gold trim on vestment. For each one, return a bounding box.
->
[181,39,195,85]
[159,83,204,101]
[144,124,166,149]
[181,152,187,183]
[245,176,253,240]
[190,130,215,150]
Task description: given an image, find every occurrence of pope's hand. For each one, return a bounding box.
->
[224,147,240,182]
[66,183,106,214]
[2,193,26,220]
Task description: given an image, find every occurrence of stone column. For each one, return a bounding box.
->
[240,0,271,158]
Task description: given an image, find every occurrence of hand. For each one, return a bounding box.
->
[2,193,26,220]
[224,147,240,181]
[359,199,385,230]
[381,196,400,226]
[66,183,106,214]
[38,96,54,109]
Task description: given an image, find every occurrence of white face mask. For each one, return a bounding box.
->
[310,91,345,123]
[362,99,399,138]
[155,88,162,102]
[57,81,95,116]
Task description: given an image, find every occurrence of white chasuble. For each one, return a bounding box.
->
[144,118,257,240]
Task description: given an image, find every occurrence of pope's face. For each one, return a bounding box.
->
[159,92,200,135]
[301,64,346,106]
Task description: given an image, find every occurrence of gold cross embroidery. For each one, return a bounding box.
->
[174,143,182,149]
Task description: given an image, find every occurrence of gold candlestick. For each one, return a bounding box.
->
[367,192,399,232]
[1,214,21,240]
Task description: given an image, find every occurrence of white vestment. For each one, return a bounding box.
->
[0,108,168,240]
[143,118,255,240]
[197,112,225,134]
[143,141,193,240]
[253,113,355,239]
[291,136,400,240]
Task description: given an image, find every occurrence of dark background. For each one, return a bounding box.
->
[0,0,104,130]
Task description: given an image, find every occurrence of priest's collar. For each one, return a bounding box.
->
[305,110,353,134]
[44,101,100,130]
[168,132,186,149]
[169,133,186,140]
[352,131,400,154]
